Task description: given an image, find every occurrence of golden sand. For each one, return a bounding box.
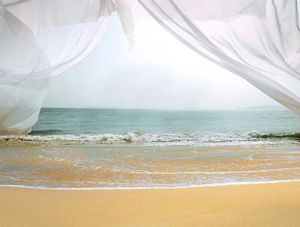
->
[1,182,300,227]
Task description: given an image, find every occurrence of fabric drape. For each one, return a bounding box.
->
[0,0,133,134]
[139,0,300,115]
[2,0,300,134]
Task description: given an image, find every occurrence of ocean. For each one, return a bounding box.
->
[6,107,300,145]
[0,107,300,189]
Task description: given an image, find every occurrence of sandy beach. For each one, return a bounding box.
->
[1,182,300,227]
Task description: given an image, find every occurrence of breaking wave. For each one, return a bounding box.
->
[0,130,299,145]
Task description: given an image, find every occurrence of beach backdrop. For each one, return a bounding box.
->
[0,107,300,189]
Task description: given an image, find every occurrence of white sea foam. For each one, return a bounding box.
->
[1,179,300,191]
[116,167,300,175]
[0,131,298,146]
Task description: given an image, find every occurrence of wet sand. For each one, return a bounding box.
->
[2,144,300,188]
[1,182,300,227]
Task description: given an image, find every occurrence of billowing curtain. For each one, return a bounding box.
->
[139,0,300,115]
[0,0,133,134]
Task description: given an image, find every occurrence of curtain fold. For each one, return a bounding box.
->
[1,0,299,134]
[139,0,300,115]
[0,0,133,134]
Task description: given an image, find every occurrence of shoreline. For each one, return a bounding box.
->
[2,178,300,191]
[1,181,300,226]
[1,144,300,190]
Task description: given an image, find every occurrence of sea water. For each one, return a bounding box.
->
[2,107,300,145]
[0,107,300,189]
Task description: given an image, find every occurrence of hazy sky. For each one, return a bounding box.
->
[44,11,279,110]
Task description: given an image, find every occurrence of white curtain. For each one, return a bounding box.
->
[139,0,300,115]
[0,0,133,134]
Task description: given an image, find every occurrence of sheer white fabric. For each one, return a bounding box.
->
[2,0,300,134]
[0,0,133,134]
[139,0,300,115]
[0,79,49,135]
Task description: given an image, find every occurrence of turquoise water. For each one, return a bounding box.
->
[34,108,300,135]
[22,107,300,145]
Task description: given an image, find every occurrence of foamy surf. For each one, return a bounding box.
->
[1,179,300,191]
[0,131,299,146]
